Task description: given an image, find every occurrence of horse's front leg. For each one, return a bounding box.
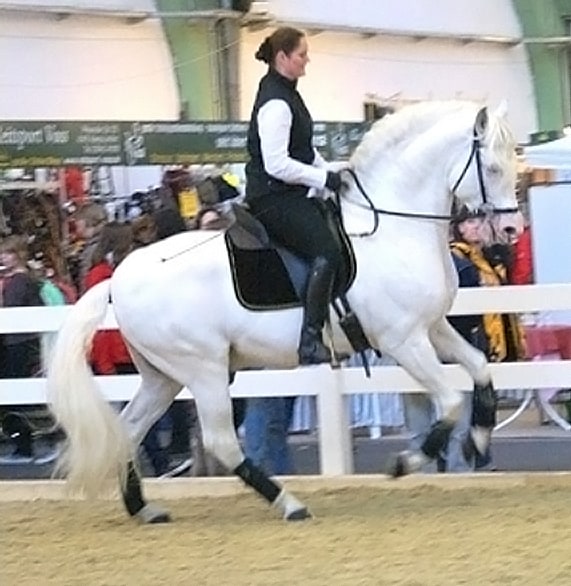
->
[384,332,464,477]
[429,318,496,468]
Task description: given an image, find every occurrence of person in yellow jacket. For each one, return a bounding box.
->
[450,214,525,364]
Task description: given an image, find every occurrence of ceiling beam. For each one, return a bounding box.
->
[240,15,522,47]
[0,4,246,23]
[0,3,523,46]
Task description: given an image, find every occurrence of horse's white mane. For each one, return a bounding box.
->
[350,100,514,171]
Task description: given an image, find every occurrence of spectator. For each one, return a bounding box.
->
[131,214,157,249]
[510,224,533,285]
[83,222,134,374]
[0,235,44,460]
[243,396,296,475]
[0,236,44,378]
[152,206,187,240]
[72,202,107,294]
[193,206,231,231]
[346,350,404,438]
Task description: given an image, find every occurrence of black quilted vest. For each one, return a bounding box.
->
[245,68,315,201]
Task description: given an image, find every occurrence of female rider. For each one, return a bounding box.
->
[245,26,345,365]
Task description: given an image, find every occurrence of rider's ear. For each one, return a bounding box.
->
[475,107,488,136]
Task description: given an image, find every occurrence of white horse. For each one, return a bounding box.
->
[47,101,521,523]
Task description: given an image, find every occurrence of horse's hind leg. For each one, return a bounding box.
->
[187,364,311,521]
[430,318,496,465]
[119,347,182,524]
[386,332,464,477]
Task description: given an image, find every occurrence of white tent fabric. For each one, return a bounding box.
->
[524,136,571,169]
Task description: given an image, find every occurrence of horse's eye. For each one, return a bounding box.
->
[487,164,501,176]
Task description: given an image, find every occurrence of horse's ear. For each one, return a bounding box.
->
[494,99,508,119]
[474,107,488,136]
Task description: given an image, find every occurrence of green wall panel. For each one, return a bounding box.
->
[513,0,570,135]
[156,0,222,120]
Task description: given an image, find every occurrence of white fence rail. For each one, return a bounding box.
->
[1,284,571,475]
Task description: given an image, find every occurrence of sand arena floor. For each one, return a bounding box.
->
[3,474,571,586]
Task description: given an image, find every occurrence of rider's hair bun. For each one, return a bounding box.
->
[255,37,272,64]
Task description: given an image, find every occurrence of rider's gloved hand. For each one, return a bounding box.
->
[325,171,343,192]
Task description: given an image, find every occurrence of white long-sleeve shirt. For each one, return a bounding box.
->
[257,99,338,190]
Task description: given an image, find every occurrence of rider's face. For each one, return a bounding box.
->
[276,37,309,80]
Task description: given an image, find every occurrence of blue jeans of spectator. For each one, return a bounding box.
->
[244,397,296,475]
[402,392,474,473]
[141,409,172,476]
[115,363,173,476]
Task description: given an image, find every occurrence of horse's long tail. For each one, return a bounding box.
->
[47,279,131,497]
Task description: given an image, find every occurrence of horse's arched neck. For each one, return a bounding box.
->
[351,124,470,220]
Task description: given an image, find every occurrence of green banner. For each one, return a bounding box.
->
[129,121,250,165]
[0,120,369,167]
[312,122,369,161]
[0,122,123,168]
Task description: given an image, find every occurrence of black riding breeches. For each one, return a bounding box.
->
[247,193,341,270]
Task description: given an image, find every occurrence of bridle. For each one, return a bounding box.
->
[450,125,518,216]
[340,120,519,238]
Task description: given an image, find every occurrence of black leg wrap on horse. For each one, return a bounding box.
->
[472,382,498,428]
[234,458,281,503]
[122,461,146,516]
[421,420,454,460]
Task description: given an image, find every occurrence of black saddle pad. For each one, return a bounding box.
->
[225,202,356,311]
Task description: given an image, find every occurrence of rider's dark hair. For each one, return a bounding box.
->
[255,27,305,65]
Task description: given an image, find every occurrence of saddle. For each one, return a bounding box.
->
[225,200,356,311]
[225,201,375,371]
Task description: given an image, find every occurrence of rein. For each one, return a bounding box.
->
[341,119,518,237]
[340,168,452,238]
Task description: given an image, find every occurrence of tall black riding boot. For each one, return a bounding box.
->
[298,256,335,365]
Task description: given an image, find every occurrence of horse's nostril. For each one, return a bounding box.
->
[504,226,516,235]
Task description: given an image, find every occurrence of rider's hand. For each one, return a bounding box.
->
[325,171,343,192]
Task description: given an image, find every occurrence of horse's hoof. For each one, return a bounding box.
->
[285,507,312,521]
[386,452,411,478]
[147,512,172,524]
[136,504,172,524]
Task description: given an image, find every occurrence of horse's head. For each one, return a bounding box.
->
[450,102,522,239]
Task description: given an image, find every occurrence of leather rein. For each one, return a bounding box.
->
[339,124,518,238]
